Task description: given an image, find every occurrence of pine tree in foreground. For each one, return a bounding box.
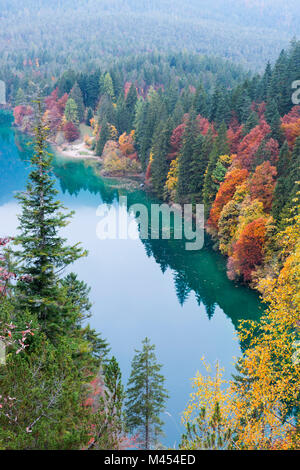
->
[14,99,86,338]
[1,101,125,449]
[125,337,169,450]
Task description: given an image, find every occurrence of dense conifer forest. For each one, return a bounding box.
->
[0,0,299,71]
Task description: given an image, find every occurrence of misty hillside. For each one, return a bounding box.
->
[0,0,298,72]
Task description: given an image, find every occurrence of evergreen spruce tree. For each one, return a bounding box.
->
[125,338,169,450]
[189,133,207,198]
[135,90,166,170]
[265,98,283,143]
[133,98,148,166]
[15,87,26,106]
[243,110,259,136]
[150,119,172,198]
[100,72,115,102]
[110,69,123,100]
[272,141,292,224]
[85,107,93,126]
[177,111,198,200]
[96,120,110,156]
[215,88,231,125]
[202,122,229,215]
[64,98,79,125]
[165,81,179,114]
[86,70,101,109]
[104,356,125,427]
[258,61,272,102]
[269,49,289,115]
[275,137,300,228]
[181,86,194,113]
[125,83,138,132]
[57,69,76,96]
[240,94,252,123]
[14,99,86,338]
[203,144,219,216]
[193,83,208,117]
[172,100,185,127]
[70,82,85,123]
[115,94,128,134]
[231,84,244,122]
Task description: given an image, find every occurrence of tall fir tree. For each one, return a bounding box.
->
[100,72,115,102]
[265,98,283,144]
[243,110,259,136]
[125,83,138,133]
[193,83,208,117]
[189,133,207,198]
[64,98,79,125]
[70,82,85,123]
[104,356,125,429]
[86,70,101,109]
[150,119,172,198]
[202,122,229,215]
[14,99,85,338]
[125,338,169,450]
[177,111,198,200]
[272,141,292,224]
[96,120,110,156]
[275,137,300,228]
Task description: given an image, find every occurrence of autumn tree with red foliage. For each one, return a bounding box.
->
[168,114,215,161]
[64,121,80,142]
[44,88,69,133]
[45,88,68,116]
[227,217,267,282]
[57,93,69,115]
[235,119,270,169]
[168,121,186,160]
[250,161,277,212]
[13,105,33,127]
[251,101,266,119]
[227,124,244,154]
[196,115,215,137]
[264,138,279,164]
[44,88,59,110]
[46,105,62,133]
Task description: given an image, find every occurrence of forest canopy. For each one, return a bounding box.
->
[0,0,298,74]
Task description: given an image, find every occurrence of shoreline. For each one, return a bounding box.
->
[52,139,99,161]
[11,122,260,292]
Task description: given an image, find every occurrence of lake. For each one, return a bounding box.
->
[0,124,263,447]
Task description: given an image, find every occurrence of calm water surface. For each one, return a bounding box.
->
[0,125,263,447]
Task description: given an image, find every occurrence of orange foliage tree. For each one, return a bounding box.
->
[281,106,300,148]
[235,119,270,169]
[227,123,244,154]
[249,161,277,212]
[207,168,249,234]
[13,105,33,127]
[182,203,300,450]
[118,131,137,160]
[227,217,267,282]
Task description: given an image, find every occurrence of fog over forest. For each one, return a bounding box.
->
[0,0,299,71]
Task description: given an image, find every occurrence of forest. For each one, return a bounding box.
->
[0,0,299,453]
[0,0,299,74]
[11,40,300,287]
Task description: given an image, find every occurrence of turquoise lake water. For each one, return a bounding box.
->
[0,124,263,447]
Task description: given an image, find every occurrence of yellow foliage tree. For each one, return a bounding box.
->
[164,157,179,200]
[180,360,234,449]
[182,200,300,450]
